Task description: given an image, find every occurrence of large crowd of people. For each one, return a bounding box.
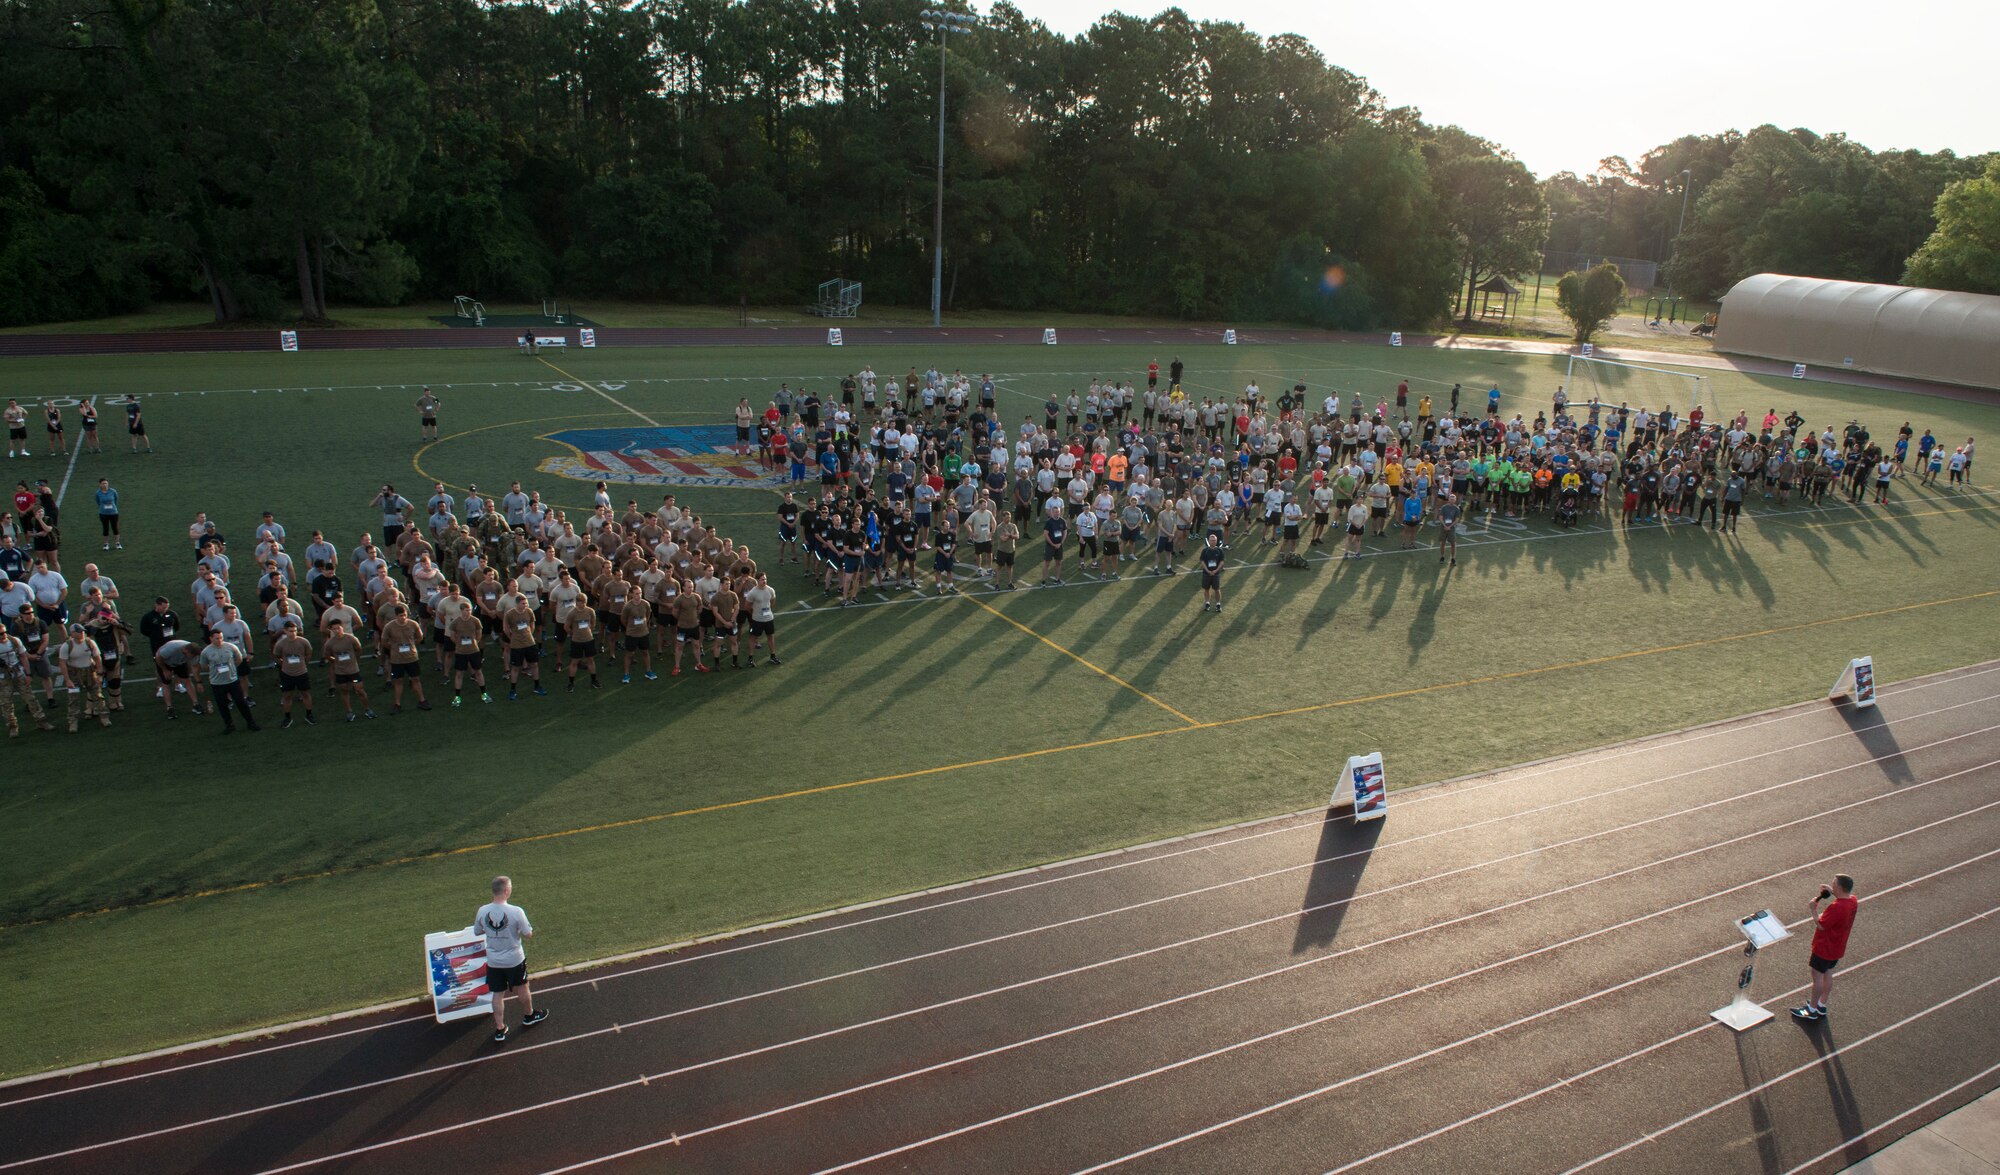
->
[0,362,1980,739]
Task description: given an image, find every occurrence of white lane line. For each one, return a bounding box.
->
[1089,888,2000,1175]
[1560,973,2000,1174]
[52,396,94,508]
[538,814,2000,1175]
[5,672,1987,1108]
[1775,1058,2000,1175]
[834,854,2000,1175]
[131,744,1997,1175]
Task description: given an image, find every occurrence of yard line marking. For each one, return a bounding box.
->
[10,670,1984,1102]
[31,746,1992,1173]
[1561,973,2000,1174]
[535,357,660,426]
[52,395,94,508]
[1775,1059,2000,1175]
[1784,497,2000,529]
[7,593,1998,937]
[828,854,2000,1175]
[964,594,1198,725]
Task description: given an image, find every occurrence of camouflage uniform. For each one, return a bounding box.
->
[0,635,54,735]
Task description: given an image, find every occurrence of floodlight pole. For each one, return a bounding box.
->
[925,9,976,328]
[1668,168,1692,301]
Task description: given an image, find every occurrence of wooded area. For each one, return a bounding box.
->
[1,0,1992,328]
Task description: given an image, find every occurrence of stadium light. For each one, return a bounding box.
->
[922,8,980,328]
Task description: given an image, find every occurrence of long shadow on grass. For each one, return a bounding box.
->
[1291,810,1384,954]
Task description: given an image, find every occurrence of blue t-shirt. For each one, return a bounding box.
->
[1402,496,1423,524]
[95,488,120,515]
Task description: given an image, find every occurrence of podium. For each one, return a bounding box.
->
[1711,909,1789,1031]
[1829,656,1876,708]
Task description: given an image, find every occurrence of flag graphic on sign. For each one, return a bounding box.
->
[537,426,788,489]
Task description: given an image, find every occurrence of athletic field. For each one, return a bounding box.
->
[3,338,1997,1079]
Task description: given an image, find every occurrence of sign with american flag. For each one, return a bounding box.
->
[425,926,493,1024]
[537,425,787,489]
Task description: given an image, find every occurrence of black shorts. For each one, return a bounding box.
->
[1314,512,1328,525]
[568,640,597,658]
[454,651,485,672]
[1283,525,1300,539]
[1079,536,1099,557]
[736,425,751,442]
[508,646,539,666]
[1370,505,1388,517]
[1102,539,1120,555]
[129,422,146,436]
[749,618,775,636]
[333,672,360,686]
[160,661,191,680]
[623,634,648,651]
[974,541,993,555]
[488,961,528,992]
[278,672,310,693]
[389,661,420,679]
[1809,953,1840,974]
[1347,523,1365,536]
[994,551,1015,567]
[933,553,954,573]
[711,620,738,637]
[1201,571,1220,589]
[6,427,24,441]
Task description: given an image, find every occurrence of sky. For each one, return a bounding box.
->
[1002,0,1999,178]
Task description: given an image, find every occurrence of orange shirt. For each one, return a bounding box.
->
[1108,454,1129,483]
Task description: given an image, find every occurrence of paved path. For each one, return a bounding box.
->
[3,664,1997,1175]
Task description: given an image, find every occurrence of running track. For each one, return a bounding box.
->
[5,664,1998,1175]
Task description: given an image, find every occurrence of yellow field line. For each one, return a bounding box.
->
[536,356,661,426]
[9,586,1999,933]
[963,593,1199,725]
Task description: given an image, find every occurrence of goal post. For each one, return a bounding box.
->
[1562,354,1715,423]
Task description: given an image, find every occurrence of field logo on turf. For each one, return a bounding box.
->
[538,425,786,488]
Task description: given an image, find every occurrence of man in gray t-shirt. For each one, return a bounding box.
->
[474,875,548,1042]
[198,629,258,733]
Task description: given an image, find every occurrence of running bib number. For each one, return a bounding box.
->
[285,656,303,666]
[398,644,414,654]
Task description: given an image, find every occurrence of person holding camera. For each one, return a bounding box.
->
[1792,874,1857,1023]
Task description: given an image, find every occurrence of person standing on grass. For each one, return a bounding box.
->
[1436,492,1460,566]
[271,618,316,728]
[125,395,152,453]
[44,402,66,457]
[448,604,491,704]
[415,387,440,441]
[476,875,547,1044]
[563,595,600,689]
[0,624,54,735]
[200,627,258,733]
[1793,875,1858,1023]
[1198,532,1224,613]
[1343,498,1368,560]
[4,400,26,458]
[380,603,433,712]
[95,479,123,551]
[78,400,100,453]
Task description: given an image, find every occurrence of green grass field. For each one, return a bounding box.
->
[2,339,1996,1079]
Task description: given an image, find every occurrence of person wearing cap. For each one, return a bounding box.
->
[199,628,257,733]
[54,622,110,731]
[79,585,129,711]
[271,617,316,728]
[0,621,53,735]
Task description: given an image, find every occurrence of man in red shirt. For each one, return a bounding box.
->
[1793,874,1858,1023]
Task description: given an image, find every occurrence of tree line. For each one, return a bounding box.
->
[1,0,1992,331]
